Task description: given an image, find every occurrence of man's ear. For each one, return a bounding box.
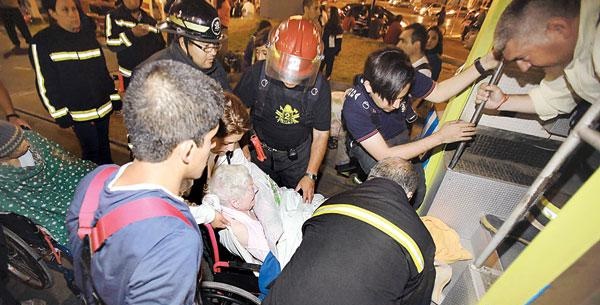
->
[230,198,240,209]
[363,79,373,93]
[178,140,195,165]
[545,17,573,40]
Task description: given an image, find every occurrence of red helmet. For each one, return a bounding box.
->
[265,17,324,86]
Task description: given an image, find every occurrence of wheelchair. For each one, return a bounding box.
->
[198,224,262,305]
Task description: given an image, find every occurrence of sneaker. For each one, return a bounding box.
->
[480,214,541,245]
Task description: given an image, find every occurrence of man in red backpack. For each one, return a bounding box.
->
[66,59,224,305]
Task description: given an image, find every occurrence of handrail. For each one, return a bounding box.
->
[449,60,505,169]
[474,102,600,268]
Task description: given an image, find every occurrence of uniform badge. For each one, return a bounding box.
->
[276,104,300,124]
[211,18,221,36]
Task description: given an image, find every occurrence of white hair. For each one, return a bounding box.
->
[208,165,252,207]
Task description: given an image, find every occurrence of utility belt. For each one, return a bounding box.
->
[250,131,310,162]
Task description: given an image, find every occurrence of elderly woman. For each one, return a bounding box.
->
[206,164,270,263]
[0,121,95,245]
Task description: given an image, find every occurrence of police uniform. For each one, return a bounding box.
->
[105,4,165,88]
[342,73,434,206]
[29,18,120,165]
[234,61,331,188]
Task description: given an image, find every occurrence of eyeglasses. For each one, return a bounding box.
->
[188,40,221,54]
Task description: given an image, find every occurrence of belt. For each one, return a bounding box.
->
[261,136,310,153]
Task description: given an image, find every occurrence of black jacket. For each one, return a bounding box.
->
[105,5,165,77]
[264,178,436,305]
[29,22,120,127]
[141,43,231,91]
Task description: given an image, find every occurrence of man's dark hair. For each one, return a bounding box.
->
[363,48,414,104]
[495,0,580,52]
[124,60,224,162]
[368,157,419,197]
[253,27,271,48]
[405,23,428,54]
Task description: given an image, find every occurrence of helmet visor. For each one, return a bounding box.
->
[265,46,322,87]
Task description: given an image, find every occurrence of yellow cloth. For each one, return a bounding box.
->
[421,216,472,264]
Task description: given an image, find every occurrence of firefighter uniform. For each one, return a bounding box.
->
[105,4,165,88]
[29,19,120,165]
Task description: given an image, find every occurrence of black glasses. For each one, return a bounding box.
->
[188,40,221,54]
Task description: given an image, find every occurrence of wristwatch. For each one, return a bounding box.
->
[304,172,318,181]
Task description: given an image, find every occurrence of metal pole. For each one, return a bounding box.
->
[448,60,505,169]
[474,102,600,268]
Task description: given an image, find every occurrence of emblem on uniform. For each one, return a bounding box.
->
[211,18,221,36]
[276,104,300,124]
[362,101,370,109]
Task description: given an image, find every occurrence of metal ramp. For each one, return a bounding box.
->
[424,103,600,305]
[424,126,559,304]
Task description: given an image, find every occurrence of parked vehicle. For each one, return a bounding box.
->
[341,3,396,38]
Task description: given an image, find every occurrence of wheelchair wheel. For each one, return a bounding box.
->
[199,281,261,305]
[3,227,53,289]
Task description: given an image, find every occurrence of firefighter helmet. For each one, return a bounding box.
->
[158,0,222,43]
[265,17,324,86]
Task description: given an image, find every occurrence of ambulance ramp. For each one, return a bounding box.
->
[424,126,560,305]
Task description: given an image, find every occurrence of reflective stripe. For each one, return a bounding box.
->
[313,204,425,273]
[106,14,113,39]
[335,34,343,39]
[70,100,113,121]
[118,66,132,77]
[169,15,209,33]
[31,44,69,118]
[539,197,560,220]
[147,25,159,33]
[110,93,121,101]
[49,49,101,62]
[115,19,136,28]
[119,32,132,47]
[106,38,123,46]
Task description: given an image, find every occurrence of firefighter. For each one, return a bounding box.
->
[105,0,165,89]
[29,0,121,165]
[234,17,331,203]
[149,0,230,90]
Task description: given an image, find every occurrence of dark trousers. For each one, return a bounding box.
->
[72,116,113,165]
[319,52,336,78]
[347,131,427,208]
[0,225,19,305]
[250,138,311,189]
[0,7,31,47]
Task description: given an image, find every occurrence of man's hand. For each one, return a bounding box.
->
[480,51,500,71]
[210,212,230,229]
[435,120,476,144]
[295,175,315,203]
[476,84,507,110]
[8,116,31,129]
[132,24,150,37]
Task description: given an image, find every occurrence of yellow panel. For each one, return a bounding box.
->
[479,168,600,304]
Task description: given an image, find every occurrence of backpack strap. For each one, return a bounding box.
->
[312,204,425,273]
[77,166,119,239]
[89,198,193,253]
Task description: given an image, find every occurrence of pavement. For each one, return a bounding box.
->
[0,10,470,303]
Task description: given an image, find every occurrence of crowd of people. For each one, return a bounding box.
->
[1,0,598,304]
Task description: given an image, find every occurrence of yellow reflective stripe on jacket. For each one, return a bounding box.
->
[70,100,113,121]
[539,197,560,220]
[49,49,101,62]
[119,32,132,47]
[105,14,123,46]
[118,66,132,77]
[31,44,69,119]
[313,204,425,273]
[110,93,121,101]
[115,19,136,28]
